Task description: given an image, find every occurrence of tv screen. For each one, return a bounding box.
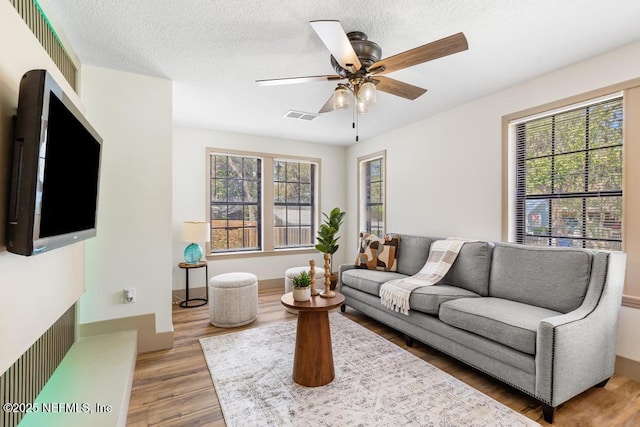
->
[7,70,102,256]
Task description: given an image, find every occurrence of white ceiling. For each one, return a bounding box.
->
[44,0,640,146]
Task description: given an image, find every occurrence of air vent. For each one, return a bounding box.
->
[284,110,318,121]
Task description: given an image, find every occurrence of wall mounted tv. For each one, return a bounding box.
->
[7,69,102,256]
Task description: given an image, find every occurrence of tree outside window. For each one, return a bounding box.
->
[210,154,261,252]
[515,97,623,250]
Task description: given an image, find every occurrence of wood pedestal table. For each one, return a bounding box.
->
[280,291,345,387]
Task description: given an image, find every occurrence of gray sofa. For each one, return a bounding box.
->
[338,234,626,423]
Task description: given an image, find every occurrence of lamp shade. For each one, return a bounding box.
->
[180,221,210,243]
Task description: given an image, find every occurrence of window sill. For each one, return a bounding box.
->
[206,247,318,260]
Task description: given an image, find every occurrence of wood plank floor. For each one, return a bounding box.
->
[127,287,640,426]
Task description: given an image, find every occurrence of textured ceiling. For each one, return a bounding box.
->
[44,0,640,145]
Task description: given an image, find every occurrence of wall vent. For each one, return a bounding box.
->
[0,304,75,427]
[9,0,77,91]
[284,110,318,121]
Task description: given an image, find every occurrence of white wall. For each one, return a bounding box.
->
[172,126,347,288]
[0,2,88,374]
[79,66,173,333]
[346,40,640,362]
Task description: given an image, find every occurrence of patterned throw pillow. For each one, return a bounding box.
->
[355,232,399,272]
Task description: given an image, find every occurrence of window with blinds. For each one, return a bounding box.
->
[514,96,623,250]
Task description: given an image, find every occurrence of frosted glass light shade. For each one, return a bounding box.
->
[356,98,369,114]
[333,87,350,110]
[359,81,376,103]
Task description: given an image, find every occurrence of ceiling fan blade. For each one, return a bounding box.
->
[318,93,336,114]
[310,20,362,72]
[374,76,427,100]
[369,32,468,75]
[255,75,342,86]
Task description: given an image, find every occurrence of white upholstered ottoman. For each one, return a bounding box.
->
[284,266,326,314]
[209,272,258,327]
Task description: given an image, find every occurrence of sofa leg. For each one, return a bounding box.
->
[404,335,414,347]
[340,304,346,313]
[541,403,555,423]
[595,377,610,388]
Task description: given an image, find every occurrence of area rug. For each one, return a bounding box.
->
[200,314,539,426]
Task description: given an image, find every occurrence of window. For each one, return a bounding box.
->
[207,149,319,255]
[274,160,315,248]
[358,151,386,237]
[513,96,623,250]
[210,154,261,252]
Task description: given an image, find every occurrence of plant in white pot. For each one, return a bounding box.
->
[291,270,312,302]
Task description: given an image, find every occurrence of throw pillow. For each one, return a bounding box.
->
[355,232,399,272]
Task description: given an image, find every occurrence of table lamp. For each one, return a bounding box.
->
[181,221,210,264]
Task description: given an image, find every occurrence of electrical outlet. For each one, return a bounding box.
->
[123,287,136,303]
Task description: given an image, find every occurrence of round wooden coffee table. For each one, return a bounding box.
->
[280,291,345,387]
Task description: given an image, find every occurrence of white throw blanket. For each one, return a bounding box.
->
[379,238,471,315]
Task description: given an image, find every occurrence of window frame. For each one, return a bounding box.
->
[357,150,386,237]
[504,92,624,250]
[273,159,316,249]
[205,148,320,258]
[208,153,262,253]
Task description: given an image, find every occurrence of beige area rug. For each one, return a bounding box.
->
[200,314,539,427]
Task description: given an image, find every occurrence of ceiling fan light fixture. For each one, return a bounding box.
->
[356,98,369,115]
[334,87,350,110]
[359,81,376,104]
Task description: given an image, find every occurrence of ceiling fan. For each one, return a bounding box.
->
[256,20,468,140]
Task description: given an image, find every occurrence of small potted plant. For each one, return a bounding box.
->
[291,270,312,302]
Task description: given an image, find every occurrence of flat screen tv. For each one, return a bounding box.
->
[7,69,102,256]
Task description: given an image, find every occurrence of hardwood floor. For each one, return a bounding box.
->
[127,287,640,426]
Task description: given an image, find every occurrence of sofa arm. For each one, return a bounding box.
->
[337,263,357,292]
[535,252,626,407]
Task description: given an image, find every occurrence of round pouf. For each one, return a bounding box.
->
[209,272,258,327]
[284,266,326,314]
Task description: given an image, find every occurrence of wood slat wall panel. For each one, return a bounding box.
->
[9,0,77,90]
[0,305,75,427]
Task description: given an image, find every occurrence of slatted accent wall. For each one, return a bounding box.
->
[9,0,77,90]
[0,304,75,427]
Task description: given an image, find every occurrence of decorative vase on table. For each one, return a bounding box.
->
[314,207,346,298]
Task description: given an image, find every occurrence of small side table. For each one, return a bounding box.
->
[280,292,345,387]
[178,261,208,308]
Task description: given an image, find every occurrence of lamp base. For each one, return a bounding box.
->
[184,243,203,264]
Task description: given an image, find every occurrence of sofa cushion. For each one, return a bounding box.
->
[439,297,562,355]
[341,269,407,296]
[410,285,481,315]
[489,243,592,313]
[354,233,399,271]
[440,241,493,296]
[394,234,438,276]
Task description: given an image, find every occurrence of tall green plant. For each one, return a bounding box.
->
[315,207,346,255]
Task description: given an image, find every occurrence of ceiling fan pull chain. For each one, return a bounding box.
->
[354,102,359,142]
